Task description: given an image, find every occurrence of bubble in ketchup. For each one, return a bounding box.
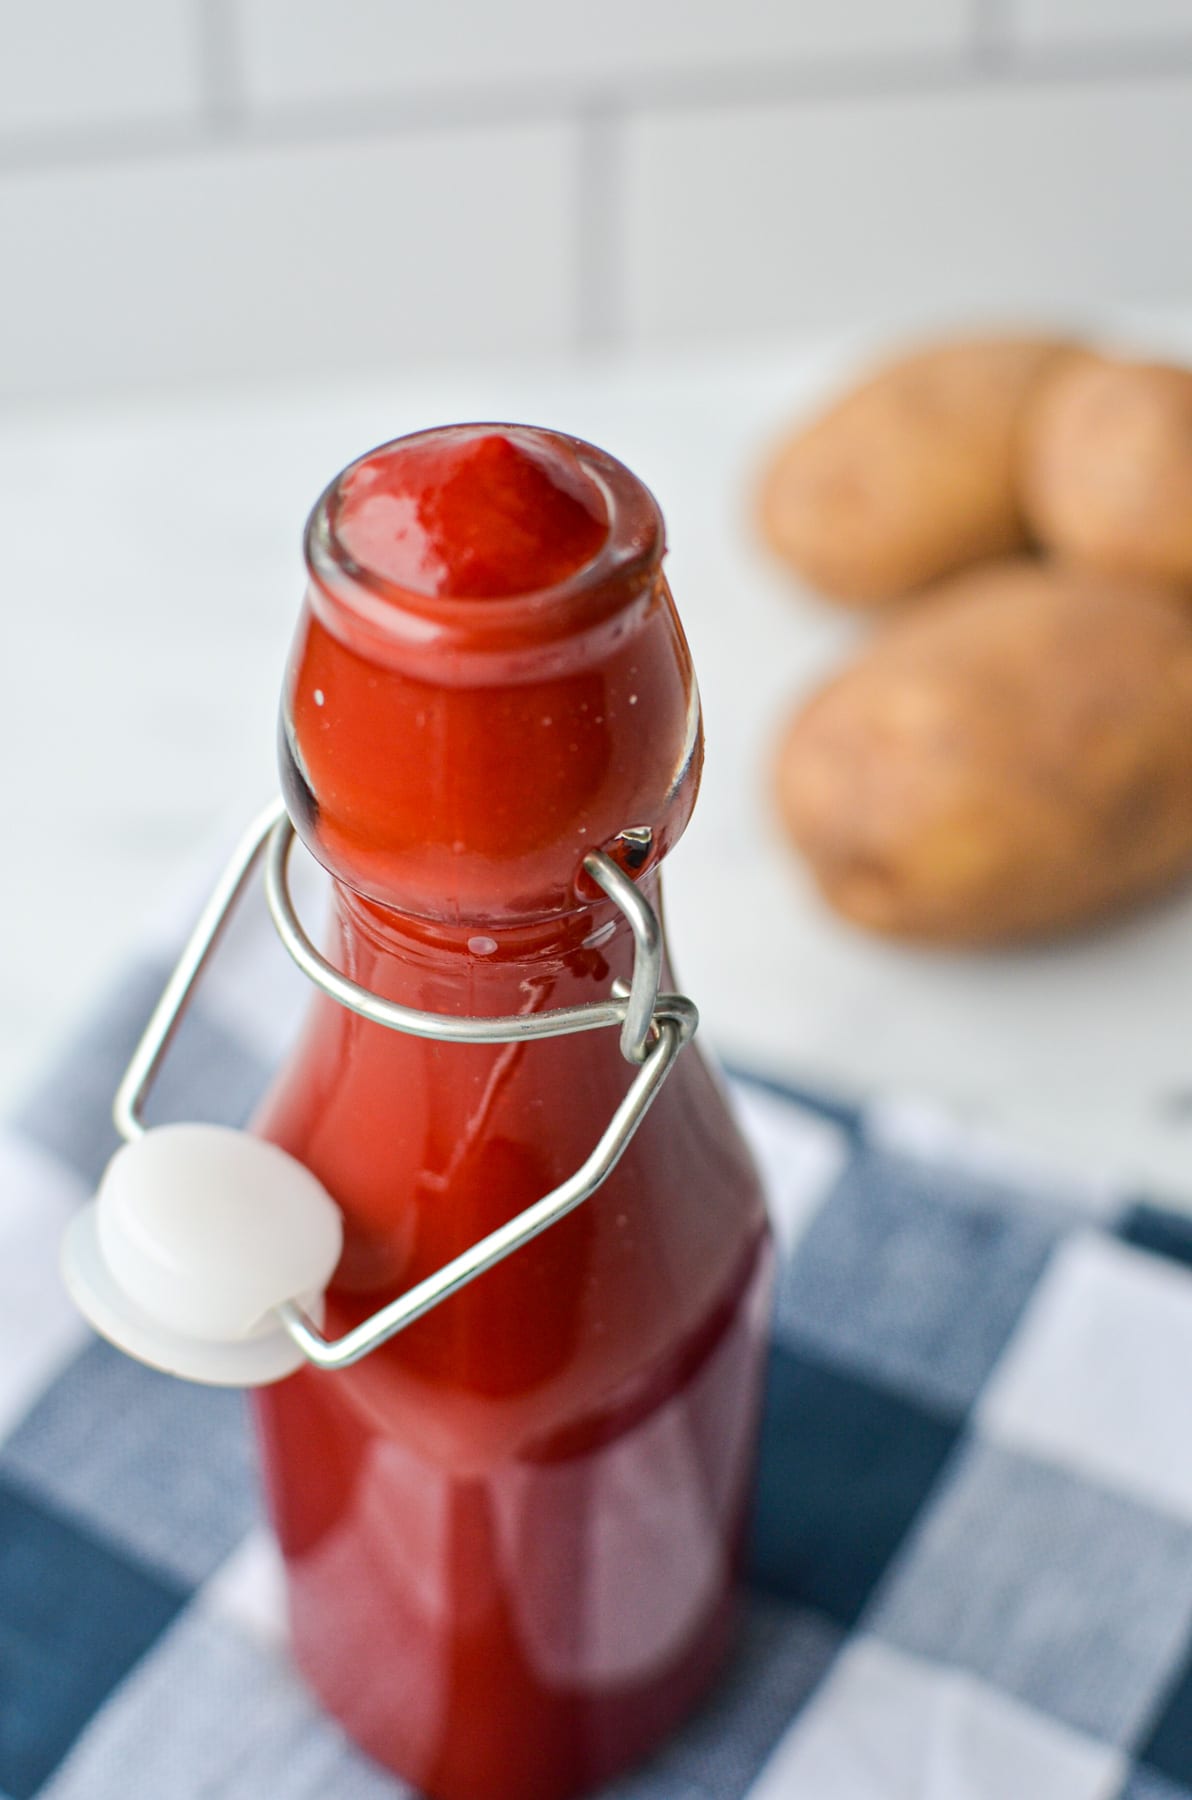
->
[332,430,609,600]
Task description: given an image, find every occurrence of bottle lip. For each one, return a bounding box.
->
[303,423,666,668]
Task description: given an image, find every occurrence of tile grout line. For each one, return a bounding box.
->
[573,105,624,354]
[194,0,245,130]
[970,0,1015,73]
[7,43,1192,180]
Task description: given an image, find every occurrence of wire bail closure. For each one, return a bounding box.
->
[106,798,699,1374]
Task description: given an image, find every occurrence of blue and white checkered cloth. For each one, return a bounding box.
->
[6,865,1192,1800]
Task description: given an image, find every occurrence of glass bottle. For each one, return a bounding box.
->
[251,425,773,1800]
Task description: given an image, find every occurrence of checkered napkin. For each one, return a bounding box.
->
[6,867,1192,1800]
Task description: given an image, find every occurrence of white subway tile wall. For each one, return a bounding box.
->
[0,0,1189,399]
[1010,0,1192,50]
[234,0,970,106]
[620,78,1192,343]
[0,0,199,139]
[0,124,577,396]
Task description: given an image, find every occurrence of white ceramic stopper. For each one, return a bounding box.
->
[61,1123,343,1386]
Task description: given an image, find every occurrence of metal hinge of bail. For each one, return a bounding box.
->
[61,797,699,1385]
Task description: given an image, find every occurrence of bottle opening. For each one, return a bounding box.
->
[305,424,665,661]
[331,429,609,602]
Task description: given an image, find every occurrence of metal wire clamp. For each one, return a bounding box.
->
[110,797,700,1372]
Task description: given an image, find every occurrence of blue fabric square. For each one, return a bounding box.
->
[1121,1771,1192,1800]
[1138,1643,1192,1787]
[748,1343,959,1626]
[0,1475,184,1798]
[871,1439,1192,1747]
[1119,1202,1192,1276]
[772,1145,1062,1414]
[2,1339,257,1589]
[14,960,271,1186]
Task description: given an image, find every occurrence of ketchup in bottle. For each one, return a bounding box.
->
[252,425,773,1800]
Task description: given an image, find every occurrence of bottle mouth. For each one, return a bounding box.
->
[304,424,666,672]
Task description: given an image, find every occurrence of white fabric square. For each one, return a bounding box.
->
[978,1230,1192,1522]
[0,1131,89,1438]
[728,1083,848,1257]
[201,1525,289,1653]
[749,1638,1123,1800]
[865,1096,1118,1219]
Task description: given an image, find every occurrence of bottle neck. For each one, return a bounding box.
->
[328,871,666,1015]
[284,571,699,929]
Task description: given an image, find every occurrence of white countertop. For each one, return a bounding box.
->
[8,327,1192,1200]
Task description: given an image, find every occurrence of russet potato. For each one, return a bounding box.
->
[759,337,1075,604]
[1021,354,1192,587]
[775,561,1192,943]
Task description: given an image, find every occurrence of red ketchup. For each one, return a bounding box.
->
[252,426,773,1800]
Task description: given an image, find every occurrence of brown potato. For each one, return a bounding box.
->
[775,561,1192,944]
[759,336,1076,604]
[1021,354,1192,586]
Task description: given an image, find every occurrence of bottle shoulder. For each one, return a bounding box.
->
[254,1023,770,1464]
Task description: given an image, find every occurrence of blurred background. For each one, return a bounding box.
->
[4,0,1192,397]
[7,0,1192,397]
[6,0,1192,1189]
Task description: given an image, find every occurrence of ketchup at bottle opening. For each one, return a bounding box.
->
[254,424,772,1800]
[333,430,608,600]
